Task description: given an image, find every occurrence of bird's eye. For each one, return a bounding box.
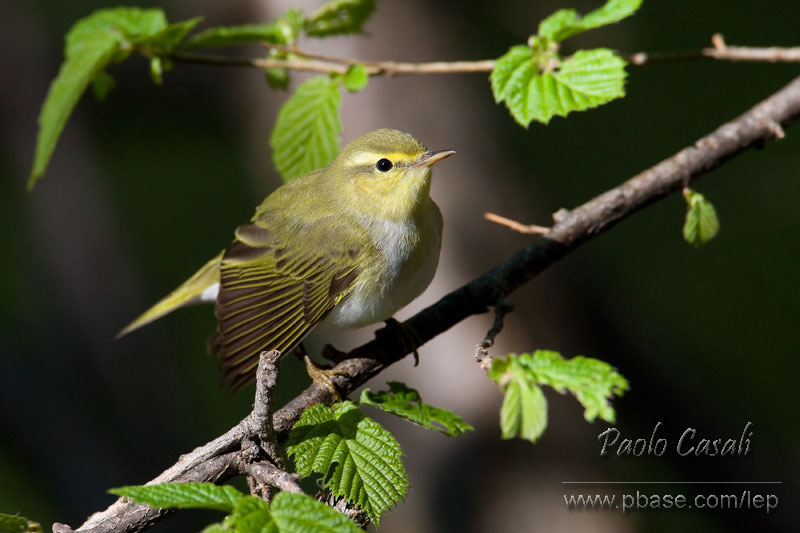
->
[376,158,393,172]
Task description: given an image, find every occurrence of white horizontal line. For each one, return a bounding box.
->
[562,481,782,485]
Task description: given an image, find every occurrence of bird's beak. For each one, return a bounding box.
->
[414,150,455,168]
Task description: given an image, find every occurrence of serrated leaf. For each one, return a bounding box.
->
[491,351,628,442]
[500,377,548,442]
[343,64,369,92]
[517,351,628,423]
[359,382,473,437]
[270,76,341,182]
[231,496,274,532]
[65,8,167,56]
[29,7,171,190]
[270,492,363,533]
[683,189,720,246]
[305,0,376,37]
[287,402,407,526]
[492,47,626,126]
[182,23,285,49]
[0,514,28,532]
[491,45,534,104]
[539,0,642,42]
[109,482,244,512]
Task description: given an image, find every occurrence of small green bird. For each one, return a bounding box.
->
[119,129,454,390]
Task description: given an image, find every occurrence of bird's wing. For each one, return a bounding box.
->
[211,218,361,390]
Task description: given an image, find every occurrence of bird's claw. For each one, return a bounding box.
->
[304,355,345,402]
[380,317,422,366]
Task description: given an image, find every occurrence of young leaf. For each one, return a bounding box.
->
[490,45,536,104]
[109,482,244,512]
[140,17,203,54]
[181,23,285,49]
[0,513,31,533]
[539,0,642,43]
[359,382,474,437]
[490,351,628,443]
[500,375,548,442]
[90,71,115,101]
[270,76,342,182]
[343,64,369,92]
[287,401,408,526]
[516,350,628,423]
[29,7,172,190]
[269,492,363,533]
[266,67,291,90]
[305,0,377,37]
[492,47,626,126]
[683,188,720,246]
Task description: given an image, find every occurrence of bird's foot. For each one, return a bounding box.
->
[304,355,346,402]
[378,317,422,366]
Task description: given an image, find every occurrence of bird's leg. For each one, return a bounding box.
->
[378,317,423,366]
[290,342,309,361]
[303,355,347,402]
[322,343,349,364]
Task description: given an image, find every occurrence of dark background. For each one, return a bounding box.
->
[1,1,798,531]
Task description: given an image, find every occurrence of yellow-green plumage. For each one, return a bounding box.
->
[119,129,453,390]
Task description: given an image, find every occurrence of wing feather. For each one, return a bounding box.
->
[211,220,361,389]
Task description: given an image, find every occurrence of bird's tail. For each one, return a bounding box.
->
[116,251,223,338]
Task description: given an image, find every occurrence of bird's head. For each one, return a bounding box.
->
[332,129,454,220]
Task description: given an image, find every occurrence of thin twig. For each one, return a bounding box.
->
[65,75,800,533]
[475,300,514,371]
[172,35,800,77]
[239,461,303,494]
[484,212,550,235]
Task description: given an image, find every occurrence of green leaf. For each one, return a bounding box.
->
[230,496,273,532]
[149,56,164,84]
[491,45,536,104]
[287,401,408,526]
[266,67,291,90]
[517,351,628,423]
[0,514,28,533]
[90,71,115,101]
[359,382,473,437]
[539,0,642,42]
[305,0,376,37]
[683,188,720,246]
[278,9,306,46]
[490,351,628,443]
[269,492,363,533]
[342,64,369,92]
[141,17,203,54]
[500,375,548,442]
[29,7,172,190]
[492,47,627,126]
[182,23,285,49]
[270,76,341,182]
[109,482,244,512]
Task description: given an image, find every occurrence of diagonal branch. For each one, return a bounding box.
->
[64,75,800,533]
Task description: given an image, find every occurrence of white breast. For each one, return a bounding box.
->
[321,203,443,329]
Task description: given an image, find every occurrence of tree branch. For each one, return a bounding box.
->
[170,36,800,75]
[62,75,800,533]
